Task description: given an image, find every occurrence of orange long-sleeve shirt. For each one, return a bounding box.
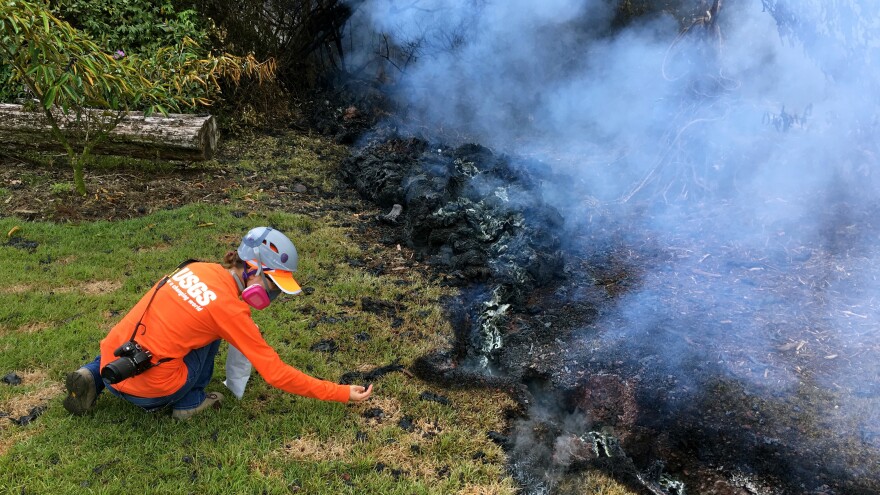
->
[100,262,349,403]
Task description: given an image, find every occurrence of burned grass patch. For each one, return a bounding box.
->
[355,395,403,428]
[0,369,62,455]
[340,361,406,386]
[278,433,351,462]
[0,322,50,337]
[53,280,122,295]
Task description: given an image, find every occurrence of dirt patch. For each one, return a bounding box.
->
[457,484,517,495]
[1,158,236,222]
[277,433,350,462]
[0,322,51,337]
[247,457,284,484]
[370,437,445,482]
[354,395,402,427]
[52,280,123,295]
[0,428,27,458]
[0,280,118,295]
[0,369,62,456]
[216,233,240,248]
[0,132,353,224]
[275,429,479,486]
[0,284,34,295]
[80,280,121,294]
[131,243,172,254]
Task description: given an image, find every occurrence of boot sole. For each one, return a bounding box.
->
[171,393,223,420]
[63,371,96,415]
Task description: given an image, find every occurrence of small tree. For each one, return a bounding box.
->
[0,0,275,195]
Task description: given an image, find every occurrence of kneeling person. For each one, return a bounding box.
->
[63,226,372,420]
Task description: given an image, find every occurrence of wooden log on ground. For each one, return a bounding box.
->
[0,103,217,161]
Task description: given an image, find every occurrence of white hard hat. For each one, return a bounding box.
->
[237,227,301,294]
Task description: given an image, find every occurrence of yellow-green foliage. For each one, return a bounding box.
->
[0,0,276,195]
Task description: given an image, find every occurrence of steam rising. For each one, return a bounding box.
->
[348,0,880,490]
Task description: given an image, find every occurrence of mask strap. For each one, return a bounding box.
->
[230,270,245,292]
[243,266,273,293]
[258,270,273,292]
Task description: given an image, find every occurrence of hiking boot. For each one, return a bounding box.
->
[63,368,97,415]
[171,392,223,421]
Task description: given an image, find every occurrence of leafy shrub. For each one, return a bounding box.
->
[0,0,211,104]
[188,0,354,90]
[0,0,275,195]
[0,63,18,102]
[50,0,208,54]
[50,182,75,194]
[164,0,358,130]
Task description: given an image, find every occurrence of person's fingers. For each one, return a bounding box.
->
[349,384,370,402]
[348,383,374,402]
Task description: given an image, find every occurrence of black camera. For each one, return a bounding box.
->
[101,341,154,384]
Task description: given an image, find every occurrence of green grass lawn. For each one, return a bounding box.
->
[0,204,518,494]
[0,133,521,494]
[0,132,637,495]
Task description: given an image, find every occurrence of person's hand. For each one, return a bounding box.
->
[348,383,373,403]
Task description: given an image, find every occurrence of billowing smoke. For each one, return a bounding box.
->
[346,0,880,492]
[348,0,877,198]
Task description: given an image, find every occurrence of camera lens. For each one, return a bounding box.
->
[101,357,136,384]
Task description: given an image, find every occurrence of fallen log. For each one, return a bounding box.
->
[0,103,217,161]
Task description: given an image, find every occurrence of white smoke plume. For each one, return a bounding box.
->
[346,0,880,490]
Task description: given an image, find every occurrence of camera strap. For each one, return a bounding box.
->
[125,259,200,361]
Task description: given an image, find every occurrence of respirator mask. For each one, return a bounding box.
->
[241,268,282,310]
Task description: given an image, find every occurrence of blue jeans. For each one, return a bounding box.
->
[83,339,220,412]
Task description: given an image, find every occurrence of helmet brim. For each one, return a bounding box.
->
[265,270,302,295]
[245,260,302,295]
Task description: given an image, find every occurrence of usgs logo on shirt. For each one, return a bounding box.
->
[170,267,217,308]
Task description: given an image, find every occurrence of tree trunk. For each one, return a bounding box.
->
[0,103,218,161]
[72,154,88,196]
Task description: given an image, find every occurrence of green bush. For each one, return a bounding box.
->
[0,0,210,103]
[0,0,275,195]
[50,0,208,54]
[189,0,353,90]
[0,62,19,102]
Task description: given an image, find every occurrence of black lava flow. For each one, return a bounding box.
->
[341,134,880,495]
